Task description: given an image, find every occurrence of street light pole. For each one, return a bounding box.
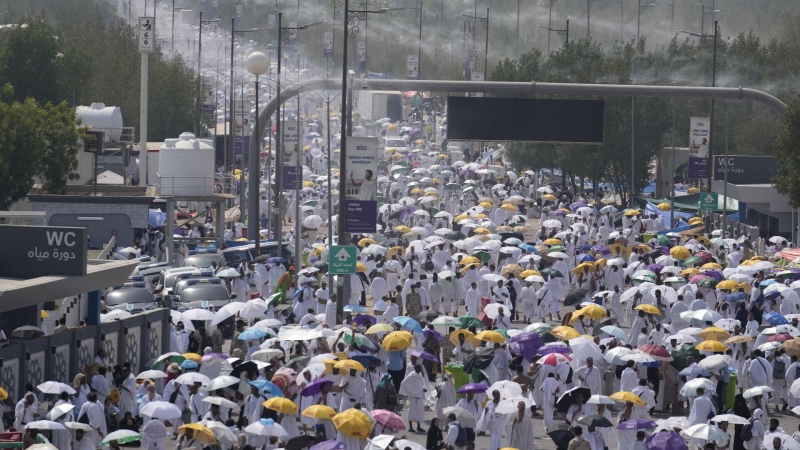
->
[339,0,350,323]
[275,12,284,255]
[246,51,269,257]
[197,14,219,137]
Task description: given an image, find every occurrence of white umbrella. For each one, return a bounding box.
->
[496,396,532,414]
[441,406,477,428]
[709,414,750,425]
[24,420,66,431]
[586,394,615,405]
[743,386,774,398]
[549,252,569,259]
[487,380,523,399]
[139,401,182,420]
[542,219,563,228]
[37,381,76,395]
[202,396,241,412]
[438,270,456,279]
[621,353,655,364]
[394,440,426,450]
[300,363,327,380]
[239,299,269,320]
[136,369,168,379]
[180,308,216,321]
[244,418,288,437]
[604,347,635,365]
[206,375,241,391]
[698,355,730,371]
[209,302,247,327]
[679,378,715,397]
[175,372,212,385]
[64,422,93,431]
[765,433,800,450]
[141,420,169,446]
[303,215,324,229]
[46,403,74,421]
[366,434,397,450]
[252,318,283,330]
[250,348,285,362]
[681,423,730,443]
[483,303,504,320]
[199,420,238,448]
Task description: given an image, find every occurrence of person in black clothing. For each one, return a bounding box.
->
[735,302,749,330]
[426,417,445,450]
[732,393,751,450]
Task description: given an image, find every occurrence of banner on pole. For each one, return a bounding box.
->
[282,119,300,166]
[688,157,708,179]
[324,31,334,58]
[268,14,275,36]
[357,42,366,73]
[202,76,215,113]
[289,22,298,45]
[282,166,301,190]
[406,55,419,80]
[344,137,379,233]
[689,117,710,158]
[234,98,251,137]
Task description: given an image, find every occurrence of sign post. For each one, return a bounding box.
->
[323,32,334,58]
[138,17,153,186]
[281,119,300,190]
[343,137,379,233]
[699,192,718,212]
[357,42,366,73]
[406,55,419,80]
[689,116,711,184]
[329,245,357,275]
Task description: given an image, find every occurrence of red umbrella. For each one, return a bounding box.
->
[371,409,405,430]
[694,251,713,264]
[537,353,573,366]
[690,275,710,284]
[637,344,674,362]
[766,334,794,343]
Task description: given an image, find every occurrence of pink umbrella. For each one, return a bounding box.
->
[766,334,794,343]
[690,275,710,284]
[537,353,573,366]
[637,344,673,362]
[371,409,406,430]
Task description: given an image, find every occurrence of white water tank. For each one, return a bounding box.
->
[76,103,123,142]
[158,132,215,196]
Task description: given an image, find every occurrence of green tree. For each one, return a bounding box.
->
[0,18,59,104]
[772,98,800,206]
[38,101,85,194]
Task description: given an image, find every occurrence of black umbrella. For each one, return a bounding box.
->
[642,249,664,260]
[576,414,614,428]
[12,326,44,339]
[555,386,591,413]
[464,347,495,374]
[446,231,466,240]
[230,361,259,379]
[499,232,525,242]
[546,423,575,450]
[286,435,316,450]
[253,254,271,263]
[563,288,590,307]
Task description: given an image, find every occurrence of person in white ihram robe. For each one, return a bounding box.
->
[540,373,561,427]
[435,373,457,422]
[336,427,366,450]
[141,419,168,450]
[506,402,534,450]
[51,412,71,450]
[478,391,508,450]
[688,389,715,426]
[118,369,138,418]
[280,411,300,438]
[77,395,107,448]
[400,366,429,431]
[338,371,367,411]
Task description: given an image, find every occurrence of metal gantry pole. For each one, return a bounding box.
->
[631,95,635,207]
[197,12,203,136]
[337,0,350,323]
[483,8,489,80]
[275,12,284,256]
[418,0,423,79]
[229,18,235,175]
[705,20,718,198]
[251,74,262,256]
[547,0,553,57]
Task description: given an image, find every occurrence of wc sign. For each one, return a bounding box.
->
[0,225,88,278]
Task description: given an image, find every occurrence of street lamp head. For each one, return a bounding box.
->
[246,51,270,76]
[299,21,323,29]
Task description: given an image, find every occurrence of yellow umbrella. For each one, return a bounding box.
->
[551,326,580,340]
[657,202,672,211]
[41,310,50,319]
[410,188,425,194]
[520,270,540,278]
[358,238,376,248]
[716,280,740,291]
[473,227,491,235]
[595,258,607,268]
[478,202,493,208]
[437,154,450,159]
[366,323,393,334]
[687,187,700,194]
[394,226,411,233]
[332,408,373,438]
[541,194,557,201]
[460,263,482,276]
[311,246,325,256]
[475,330,506,343]
[303,144,312,152]
[670,246,691,260]
[334,359,366,371]
[473,213,488,219]
[382,331,414,351]
[724,335,753,345]
[573,304,608,320]
[698,327,731,342]
[513,226,529,233]
[634,304,661,315]
[182,353,202,363]
[303,405,336,419]
[263,397,299,414]
[624,210,642,217]
[356,262,367,273]
[179,424,217,445]
[449,329,481,347]
[453,214,470,223]
[695,340,728,352]
[697,236,712,246]
[610,391,646,406]
[386,246,405,259]
[542,238,562,245]
[302,180,316,187]
[499,204,517,212]
[460,256,481,265]
[783,338,800,357]
[0,388,8,400]
[701,262,723,270]
[571,262,595,274]
[680,268,701,277]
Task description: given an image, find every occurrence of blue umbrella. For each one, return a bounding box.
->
[237,328,268,340]
[249,380,284,397]
[179,360,199,370]
[393,316,423,333]
[343,304,368,313]
[266,257,286,264]
[616,419,657,430]
[764,311,789,326]
[600,325,628,341]
[349,352,381,368]
[519,243,537,252]
[760,279,778,288]
[723,292,748,303]
[576,254,596,263]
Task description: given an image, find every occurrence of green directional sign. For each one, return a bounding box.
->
[329,245,357,275]
[412,93,423,107]
[699,192,718,211]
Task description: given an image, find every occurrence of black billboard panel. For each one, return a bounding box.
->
[0,225,87,278]
[446,97,604,144]
[712,155,778,185]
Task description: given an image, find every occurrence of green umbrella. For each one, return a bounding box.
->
[102,430,142,445]
[541,206,552,214]
[526,323,553,334]
[471,251,491,262]
[549,245,566,252]
[458,316,484,328]
[495,329,509,338]
[396,160,408,167]
[657,235,673,247]
[683,256,704,267]
[303,200,318,207]
[445,183,460,191]
[378,160,390,167]
[444,364,470,398]
[541,267,563,278]
[632,275,653,283]
[697,277,719,288]
[440,170,454,178]
[152,353,185,370]
[342,331,377,349]
[541,332,558,343]
[670,344,701,371]
[391,166,406,173]
[377,196,388,203]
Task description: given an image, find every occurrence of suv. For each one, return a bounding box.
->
[383,137,408,157]
[156,267,200,304]
[174,278,232,311]
[104,279,158,313]
[133,261,172,285]
[183,246,226,270]
[165,270,217,305]
[222,241,294,267]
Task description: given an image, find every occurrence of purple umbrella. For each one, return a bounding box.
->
[657,246,671,254]
[200,353,228,362]
[424,329,442,342]
[645,431,688,450]
[410,349,440,363]
[310,441,347,450]
[173,227,186,236]
[301,378,334,397]
[647,264,664,274]
[705,270,724,281]
[537,343,570,356]
[591,245,611,255]
[352,314,376,327]
[457,383,488,394]
[616,419,657,430]
[549,210,566,217]
[510,332,544,362]
[570,202,588,211]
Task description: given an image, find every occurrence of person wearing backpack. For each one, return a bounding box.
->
[743,408,766,450]
[772,349,790,411]
[445,413,468,448]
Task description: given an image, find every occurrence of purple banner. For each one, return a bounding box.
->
[345,200,377,233]
[688,157,708,179]
[282,166,301,190]
[234,136,250,155]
